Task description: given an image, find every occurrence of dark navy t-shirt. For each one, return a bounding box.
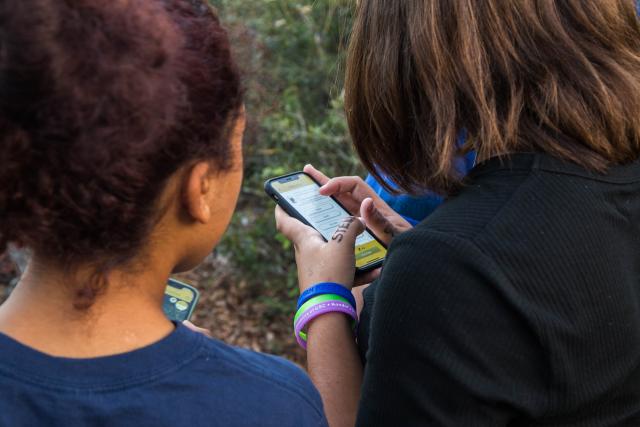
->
[0,323,328,426]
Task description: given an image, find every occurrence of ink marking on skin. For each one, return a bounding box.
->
[332,217,356,243]
[372,206,396,238]
[383,223,397,238]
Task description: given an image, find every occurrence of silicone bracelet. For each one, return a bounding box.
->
[295,295,357,341]
[297,282,356,310]
[294,300,357,349]
[294,294,350,325]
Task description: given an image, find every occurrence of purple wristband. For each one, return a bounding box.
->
[293,300,357,349]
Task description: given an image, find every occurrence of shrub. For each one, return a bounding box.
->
[212,0,360,316]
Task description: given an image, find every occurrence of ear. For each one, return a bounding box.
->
[183,162,213,224]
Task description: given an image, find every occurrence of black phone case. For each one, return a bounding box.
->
[264,171,385,273]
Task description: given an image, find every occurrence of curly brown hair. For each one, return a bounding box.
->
[0,0,242,276]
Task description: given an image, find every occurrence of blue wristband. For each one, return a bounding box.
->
[297,282,356,311]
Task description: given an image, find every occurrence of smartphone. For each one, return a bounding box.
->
[265,171,387,273]
[163,278,200,322]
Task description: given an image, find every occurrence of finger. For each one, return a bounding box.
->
[327,216,365,259]
[319,176,362,196]
[319,176,382,208]
[303,164,331,186]
[360,198,395,245]
[316,177,368,214]
[274,206,323,244]
[183,320,212,337]
[304,164,366,214]
[353,268,380,287]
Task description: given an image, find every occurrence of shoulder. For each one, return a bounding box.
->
[200,336,317,400]
[423,165,539,241]
[377,225,507,306]
[384,211,500,269]
[371,220,543,368]
[424,153,613,244]
[362,225,549,416]
[195,334,326,422]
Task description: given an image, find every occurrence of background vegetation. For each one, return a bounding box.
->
[216,0,357,297]
[195,0,359,361]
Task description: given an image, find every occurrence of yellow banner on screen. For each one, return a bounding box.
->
[355,240,386,268]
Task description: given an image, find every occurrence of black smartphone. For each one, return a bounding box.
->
[163,278,200,322]
[265,171,387,273]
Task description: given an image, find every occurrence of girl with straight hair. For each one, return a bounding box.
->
[277,1,640,425]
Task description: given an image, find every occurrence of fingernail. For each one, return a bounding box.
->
[367,200,374,212]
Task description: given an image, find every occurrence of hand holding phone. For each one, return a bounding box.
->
[265,172,387,273]
[274,205,366,291]
[302,165,413,246]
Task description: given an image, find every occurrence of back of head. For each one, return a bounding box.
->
[346,0,640,194]
[0,0,242,280]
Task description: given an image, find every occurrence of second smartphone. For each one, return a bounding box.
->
[265,171,386,273]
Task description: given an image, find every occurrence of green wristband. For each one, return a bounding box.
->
[294,294,350,325]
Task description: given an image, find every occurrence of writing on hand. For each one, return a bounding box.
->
[331,217,356,243]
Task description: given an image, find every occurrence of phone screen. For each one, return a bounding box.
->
[163,279,199,322]
[270,173,386,270]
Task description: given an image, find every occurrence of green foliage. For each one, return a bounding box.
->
[210,1,360,315]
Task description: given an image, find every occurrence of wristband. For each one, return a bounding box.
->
[294,294,350,325]
[293,300,357,349]
[294,294,357,344]
[297,282,356,310]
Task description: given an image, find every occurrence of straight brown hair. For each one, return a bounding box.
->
[346,0,640,194]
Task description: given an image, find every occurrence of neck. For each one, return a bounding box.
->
[0,254,175,358]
